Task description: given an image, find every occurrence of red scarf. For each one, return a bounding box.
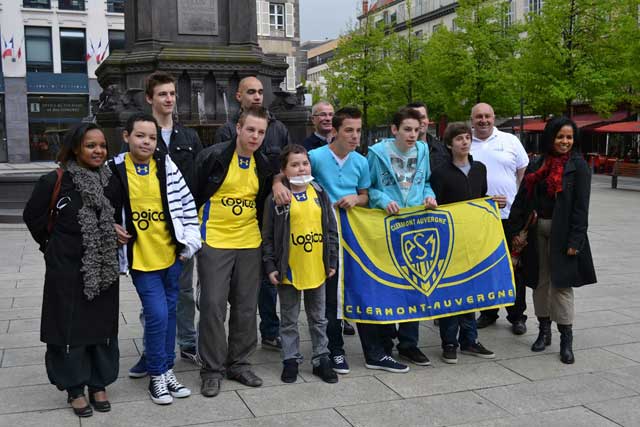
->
[524,153,570,199]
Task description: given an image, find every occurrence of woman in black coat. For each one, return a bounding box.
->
[507,117,596,364]
[23,123,120,417]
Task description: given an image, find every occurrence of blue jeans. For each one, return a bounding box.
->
[382,322,420,353]
[258,278,280,339]
[439,313,477,349]
[176,257,197,349]
[131,260,182,376]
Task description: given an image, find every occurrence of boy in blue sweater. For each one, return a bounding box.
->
[367,107,438,366]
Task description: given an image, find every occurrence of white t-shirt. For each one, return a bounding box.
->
[471,127,529,218]
[161,128,172,147]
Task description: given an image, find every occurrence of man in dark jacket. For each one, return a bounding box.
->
[195,106,274,397]
[214,76,290,351]
[128,71,203,379]
[302,101,335,151]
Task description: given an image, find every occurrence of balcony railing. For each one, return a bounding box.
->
[58,0,85,11]
[107,0,124,13]
[23,0,51,9]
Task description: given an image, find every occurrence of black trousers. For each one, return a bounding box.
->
[482,220,528,322]
[45,338,119,397]
[325,260,344,356]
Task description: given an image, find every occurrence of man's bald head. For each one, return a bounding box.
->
[471,102,496,140]
[236,76,264,110]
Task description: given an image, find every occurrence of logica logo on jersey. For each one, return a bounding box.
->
[221,197,256,216]
[132,209,166,231]
[291,232,323,253]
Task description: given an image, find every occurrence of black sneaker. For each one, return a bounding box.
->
[165,369,191,398]
[312,357,338,383]
[343,321,356,336]
[442,345,458,364]
[460,342,495,359]
[262,336,282,351]
[365,355,410,373]
[180,347,199,365]
[148,374,172,405]
[398,347,431,366]
[331,354,350,374]
[281,359,298,383]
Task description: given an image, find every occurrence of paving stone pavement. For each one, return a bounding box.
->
[0,174,638,426]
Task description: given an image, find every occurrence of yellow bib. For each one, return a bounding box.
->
[199,152,262,249]
[282,185,325,290]
[125,155,176,271]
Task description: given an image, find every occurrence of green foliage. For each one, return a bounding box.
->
[518,0,639,116]
[324,0,639,126]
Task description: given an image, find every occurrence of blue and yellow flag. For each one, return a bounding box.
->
[338,198,515,323]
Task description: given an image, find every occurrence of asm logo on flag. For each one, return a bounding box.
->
[385,210,453,297]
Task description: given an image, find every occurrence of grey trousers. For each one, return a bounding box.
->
[534,218,575,325]
[278,283,329,366]
[197,244,261,379]
[177,256,197,349]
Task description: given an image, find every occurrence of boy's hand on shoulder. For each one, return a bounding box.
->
[328,268,336,278]
[335,195,359,210]
[268,271,280,286]
[424,197,438,210]
[385,201,400,215]
[272,176,292,206]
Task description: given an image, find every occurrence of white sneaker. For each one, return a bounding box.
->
[165,369,191,398]
[149,374,173,405]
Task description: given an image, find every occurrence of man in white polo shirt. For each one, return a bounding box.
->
[470,102,530,335]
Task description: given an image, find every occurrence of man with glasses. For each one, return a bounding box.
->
[303,101,335,151]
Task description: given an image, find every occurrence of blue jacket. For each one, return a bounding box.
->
[367,139,436,209]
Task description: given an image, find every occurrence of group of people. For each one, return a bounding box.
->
[23,71,597,418]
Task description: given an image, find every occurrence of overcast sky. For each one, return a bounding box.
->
[299,0,361,42]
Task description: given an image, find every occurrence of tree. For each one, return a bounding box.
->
[325,15,390,143]
[518,0,636,116]
[420,0,523,120]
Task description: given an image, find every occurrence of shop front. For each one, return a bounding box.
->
[27,94,89,161]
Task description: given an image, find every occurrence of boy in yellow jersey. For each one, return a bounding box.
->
[194,106,272,398]
[108,113,201,405]
[262,145,339,384]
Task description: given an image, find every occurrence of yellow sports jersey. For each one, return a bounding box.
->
[125,155,176,271]
[199,152,261,249]
[282,185,325,290]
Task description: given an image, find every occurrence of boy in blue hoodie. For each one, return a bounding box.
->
[367,107,438,366]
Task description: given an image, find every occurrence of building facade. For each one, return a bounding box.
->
[0,0,124,163]
[359,0,543,36]
[256,0,303,93]
[305,39,337,98]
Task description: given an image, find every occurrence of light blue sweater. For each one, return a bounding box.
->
[367,139,436,209]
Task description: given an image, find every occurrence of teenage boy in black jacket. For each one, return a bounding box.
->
[430,122,505,364]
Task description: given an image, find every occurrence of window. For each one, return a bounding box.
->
[25,27,53,72]
[23,0,50,8]
[432,23,442,33]
[528,0,544,15]
[60,29,86,73]
[108,30,125,52]
[285,56,296,91]
[415,30,424,38]
[270,3,285,31]
[58,0,85,11]
[504,0,514,27]
[107,0,124,13]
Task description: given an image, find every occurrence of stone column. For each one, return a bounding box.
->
[4,78,30,163]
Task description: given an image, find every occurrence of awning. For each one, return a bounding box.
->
[513,111,630,132]
[592,121,640,133]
